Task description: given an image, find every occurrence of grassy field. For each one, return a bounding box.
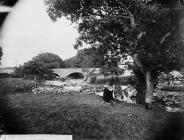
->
[0,78,184,140]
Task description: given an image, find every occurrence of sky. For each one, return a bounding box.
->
[0,0,79,68]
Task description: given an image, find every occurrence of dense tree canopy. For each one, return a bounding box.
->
[45,0,184,71]
[14,53,63,79]
[32,52,65,69]
[45,0,184,104]
[21,61,52,81]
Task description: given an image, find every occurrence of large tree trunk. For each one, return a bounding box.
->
[133,55,154,104]
[133,55,146,104]
[129,11,155,104]
[133,66,146,104]
[145,70,154,104]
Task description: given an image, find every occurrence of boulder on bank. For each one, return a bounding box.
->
[87,76,96,84]
[113,85,137,103]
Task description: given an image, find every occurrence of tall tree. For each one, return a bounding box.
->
[22,61,52,84]
[45,0,184,104]
[32,52,65,69]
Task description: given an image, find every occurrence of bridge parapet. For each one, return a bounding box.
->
[51,68,102,78]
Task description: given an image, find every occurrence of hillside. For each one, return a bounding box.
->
[63,56,77,68]
[63,49,104,68]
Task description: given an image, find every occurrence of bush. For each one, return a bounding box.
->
[14,66,24,78]
[0,78,35,93]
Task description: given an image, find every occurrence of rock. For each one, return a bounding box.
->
[126,86,137,97]
[174,100,181,105]
[163,98,171,102]
[86,91,93,95]
[63,86,82,92]
[113,85,135,103]
[32,86,63,94]
[165,106,184,112]
[167,92,180,96]
[165,101,174,106]
[153,92,159,97]
[96,91,103,97]
[87,76,96,84]
[124,96,134,103]
[45,80,63,87]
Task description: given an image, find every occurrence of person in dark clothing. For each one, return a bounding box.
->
[103,86,114,103]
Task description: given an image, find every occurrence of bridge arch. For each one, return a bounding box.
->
[51,73,60,79]
[66,72,84,79]
[51,68,102,79]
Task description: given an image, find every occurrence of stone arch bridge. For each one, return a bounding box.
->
[52,68,102,79]
[0,67,102,79]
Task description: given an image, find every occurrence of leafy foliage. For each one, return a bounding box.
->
[102,65,123,76]
[46,0,184,72]
[14,53,65,79]
[14,65,24,78]
[22,61,52,80]
[45,0,184,103]
[32,52,65,69]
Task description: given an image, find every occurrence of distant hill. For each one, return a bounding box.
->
[63,56,77,68]
[63,49,104,68]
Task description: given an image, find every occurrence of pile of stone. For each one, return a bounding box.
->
[32,86,63,94]
[63,86,82,92]
[165,106,184,112]
[80,84,103,95]
[154,90,184,107]
[153,90,184,112]
[44,80,85,93]
[44,80,63,87]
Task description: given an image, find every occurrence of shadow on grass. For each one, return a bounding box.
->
[153,112,184,140]
[0,89,29,134]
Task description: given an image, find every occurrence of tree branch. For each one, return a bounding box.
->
[160,32,171,44]
[160,26,176,45]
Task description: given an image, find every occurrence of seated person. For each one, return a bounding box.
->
[103,86,113,103]
[103,81,114,103]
